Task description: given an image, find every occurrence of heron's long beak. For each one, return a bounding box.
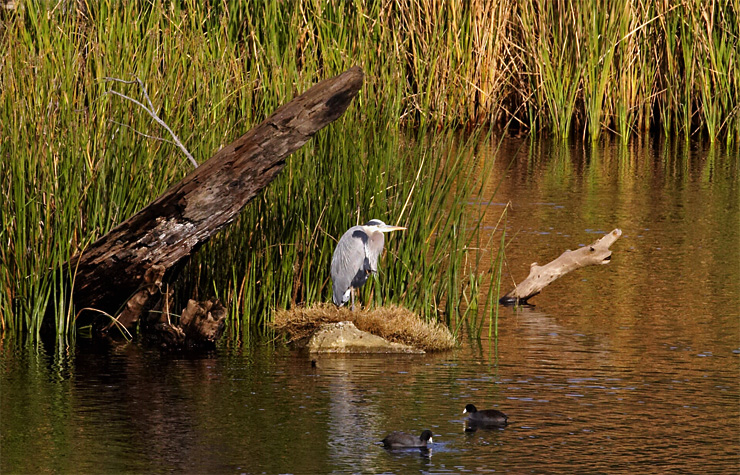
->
[379,225,407,233]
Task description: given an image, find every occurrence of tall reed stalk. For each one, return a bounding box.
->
[579,0,623,141]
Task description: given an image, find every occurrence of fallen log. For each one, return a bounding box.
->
[60,66,364,337]
[500,229,622,305]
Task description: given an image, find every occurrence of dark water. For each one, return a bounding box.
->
[2,138,738,474]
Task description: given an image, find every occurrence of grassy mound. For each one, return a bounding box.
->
[273,304,455,352]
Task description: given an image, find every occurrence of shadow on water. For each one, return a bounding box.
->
[2,137,738,473]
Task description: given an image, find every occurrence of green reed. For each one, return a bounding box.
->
[518,0,582,139]
[580,0,624,141]
[691,0,737,144]
[613,1,657,139]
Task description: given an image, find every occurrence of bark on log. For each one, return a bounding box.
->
[500,229,622,305]
[63,66,364,333]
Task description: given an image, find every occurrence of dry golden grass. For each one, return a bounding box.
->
[272,303,456,352]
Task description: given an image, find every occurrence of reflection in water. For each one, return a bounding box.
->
[323,357,384,472]
[464,421,508,433]
[2,138,738,473]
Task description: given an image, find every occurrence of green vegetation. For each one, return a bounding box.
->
[1,1,737,340]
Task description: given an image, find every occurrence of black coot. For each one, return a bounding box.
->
[463,404,508,426]
[381,430,433,448]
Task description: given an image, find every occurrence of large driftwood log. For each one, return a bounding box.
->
[500,229,622,305]
[63,66,364,334]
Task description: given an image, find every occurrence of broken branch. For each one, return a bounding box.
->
[500,228,622,305]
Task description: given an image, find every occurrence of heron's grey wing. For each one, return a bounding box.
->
[331,227,369,306]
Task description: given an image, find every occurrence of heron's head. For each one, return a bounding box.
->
[365,219,407,233]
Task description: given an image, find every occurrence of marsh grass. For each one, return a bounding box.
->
[2,1,738,340]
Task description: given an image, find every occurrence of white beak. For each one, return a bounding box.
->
[377,224,407,233]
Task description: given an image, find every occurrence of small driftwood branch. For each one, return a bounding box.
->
[105,77,199,168]
[500,229,622,305]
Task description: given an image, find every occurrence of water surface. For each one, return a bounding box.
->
[2,137,738,473]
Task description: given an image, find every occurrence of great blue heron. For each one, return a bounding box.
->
[330,219,406,310]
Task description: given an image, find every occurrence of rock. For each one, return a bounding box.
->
[299,321,424,354]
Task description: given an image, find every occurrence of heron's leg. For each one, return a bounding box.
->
[350,288,355,312]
